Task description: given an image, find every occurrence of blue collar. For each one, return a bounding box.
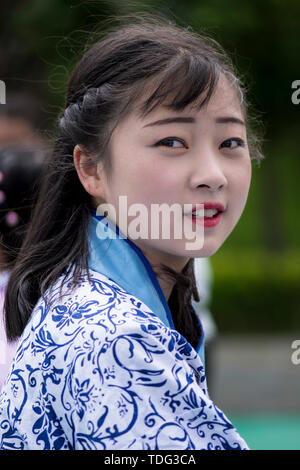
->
[88,211,205,365]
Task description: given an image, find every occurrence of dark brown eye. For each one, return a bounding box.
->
[220,138,245,149]
[156,137,186,148]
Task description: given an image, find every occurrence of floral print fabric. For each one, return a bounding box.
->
[0,268,248,450]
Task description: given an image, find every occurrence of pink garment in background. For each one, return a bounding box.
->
[0,270,18,390]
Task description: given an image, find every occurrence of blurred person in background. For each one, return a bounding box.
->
[0,90,47,388]
[0,91,48,147]
[0,145,45,389]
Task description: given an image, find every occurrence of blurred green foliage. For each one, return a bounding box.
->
[210,249,300,332]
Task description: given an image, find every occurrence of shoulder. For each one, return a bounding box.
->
[25,268,199,373]
[29,267,172,350]
[9,267,200,396]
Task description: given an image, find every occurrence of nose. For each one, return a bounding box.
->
[189,146,228,191]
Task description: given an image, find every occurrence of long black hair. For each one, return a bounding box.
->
[4,14,263,347]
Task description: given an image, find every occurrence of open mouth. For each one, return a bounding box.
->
[192,209,221,219]
[186,208,224,227]
[183,202,225,227]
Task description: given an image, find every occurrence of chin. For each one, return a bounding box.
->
[183,239,222,258]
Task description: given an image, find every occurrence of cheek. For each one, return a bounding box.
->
[142,166,176,199]
[231,158,252,210]
[122,157,179,205]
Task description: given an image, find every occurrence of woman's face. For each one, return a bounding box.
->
[95,75,252,271]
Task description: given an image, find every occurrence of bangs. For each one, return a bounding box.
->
[137,52,221,117]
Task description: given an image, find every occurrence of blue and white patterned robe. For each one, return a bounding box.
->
[0,212,248,450]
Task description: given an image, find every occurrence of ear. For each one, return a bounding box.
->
[73,144,106,200]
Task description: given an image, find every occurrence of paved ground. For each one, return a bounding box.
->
[229,413,300,450]
[205,334,300,449]
[206,334,300,412]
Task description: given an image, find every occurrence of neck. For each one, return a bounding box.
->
[132,244,190,302]
[155,274,176,302]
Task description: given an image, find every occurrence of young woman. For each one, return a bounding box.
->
[0,16,263,450]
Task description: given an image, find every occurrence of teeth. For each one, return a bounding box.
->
[192,209,218,218]
[204,209,218,218]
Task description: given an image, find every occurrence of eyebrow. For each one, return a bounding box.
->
[216,116,246,126]
[143,116,246,127]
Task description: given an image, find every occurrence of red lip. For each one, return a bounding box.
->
[191,202,225,213]
[189,202,224,227]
